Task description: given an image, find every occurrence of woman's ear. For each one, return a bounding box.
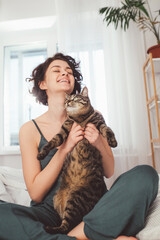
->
[39,81,47,90]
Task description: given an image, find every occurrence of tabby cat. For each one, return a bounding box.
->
[37,86,117,234]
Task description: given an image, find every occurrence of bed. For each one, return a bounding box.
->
[0,166,159,239]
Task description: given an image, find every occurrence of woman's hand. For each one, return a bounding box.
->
[61,122,85,153]
[84,123,101,147]
[84,122,114,178]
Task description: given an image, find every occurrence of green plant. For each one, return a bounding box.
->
[99,0,160,44]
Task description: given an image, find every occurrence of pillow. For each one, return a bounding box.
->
[136,174,160,240]
[0,166,31,206]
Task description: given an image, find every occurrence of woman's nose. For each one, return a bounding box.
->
[61,70,68,76]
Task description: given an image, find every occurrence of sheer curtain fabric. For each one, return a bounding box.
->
[54,0,152,187]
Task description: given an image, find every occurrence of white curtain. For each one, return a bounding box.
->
[54,0,152,187]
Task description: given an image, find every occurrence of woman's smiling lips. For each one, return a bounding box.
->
[57,78,70,83]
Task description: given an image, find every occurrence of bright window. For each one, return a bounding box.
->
[3,44,107,150]
[3,43,48,149]
[69,48,108,121]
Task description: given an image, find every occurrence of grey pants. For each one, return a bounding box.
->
[0,165,158,240]
[83,165,159,240]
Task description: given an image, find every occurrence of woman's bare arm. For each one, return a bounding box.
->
[19,121,84,203]
[19,121,68,203]
[96,134,114,178]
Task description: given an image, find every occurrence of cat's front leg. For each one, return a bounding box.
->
[99,124,118,148]
[37,118,74,160]
[37,137,60,160]
[90,113,118,148]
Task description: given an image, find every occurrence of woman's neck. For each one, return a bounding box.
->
[47,93,67,124]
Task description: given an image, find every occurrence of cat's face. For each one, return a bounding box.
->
[65,87,91,119]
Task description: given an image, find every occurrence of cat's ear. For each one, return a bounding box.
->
[81,87,88,97]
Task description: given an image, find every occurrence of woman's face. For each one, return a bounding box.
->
[40,59,75,96]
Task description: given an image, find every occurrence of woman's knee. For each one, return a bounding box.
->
[127,165,159,201]
[114,165,159,199]
[133,165,158,185]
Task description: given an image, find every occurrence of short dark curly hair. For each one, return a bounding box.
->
[27,52,83,105]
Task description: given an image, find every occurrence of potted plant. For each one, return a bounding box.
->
[99,0,160,58]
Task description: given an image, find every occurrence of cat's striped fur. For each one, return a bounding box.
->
[37,87,117,234]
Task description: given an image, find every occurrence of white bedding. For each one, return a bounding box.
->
[0,166,30,206]
[136,174,160,240]
[0,166,159,239]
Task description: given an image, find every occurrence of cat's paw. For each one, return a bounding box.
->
[44,225,68,234]
[108,138,118,148]
[44,226,61,234]
[44,225,55,234]
[37,152,46,160]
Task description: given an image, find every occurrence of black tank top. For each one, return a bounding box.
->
[31,120,61,208]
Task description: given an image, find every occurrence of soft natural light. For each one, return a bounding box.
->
[3,45,107,149]
[3,43,48,148]
[0,16,56,32]
[69,49,108,121]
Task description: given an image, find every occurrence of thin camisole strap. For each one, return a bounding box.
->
[32,119,45,138]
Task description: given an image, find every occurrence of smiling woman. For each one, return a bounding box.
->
[40,60,75,96]
[27,53,83,106]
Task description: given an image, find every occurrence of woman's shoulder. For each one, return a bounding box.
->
[19,120,41,148]
[19,112,46,134]
[20,120,35,132]
[19,120,38,140]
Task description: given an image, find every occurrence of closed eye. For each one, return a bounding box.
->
[75,99,88,105]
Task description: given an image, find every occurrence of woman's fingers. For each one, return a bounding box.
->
[85,124,98,135]
[68,122,85,146]
[65,121,101,150]
[71,122,84,136]
[84,123,100,146]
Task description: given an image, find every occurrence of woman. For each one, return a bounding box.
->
[0,53,158,240]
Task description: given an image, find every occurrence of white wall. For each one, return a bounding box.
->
[144,0,160,50]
